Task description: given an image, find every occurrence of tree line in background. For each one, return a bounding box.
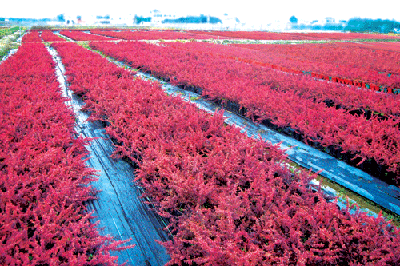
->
[291,16,400,33]
[1,15,400,33]
[345,18,400,33]
[163,15,222,24]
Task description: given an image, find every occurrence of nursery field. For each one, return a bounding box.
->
[90,40,400,184]
[1,29,400,265]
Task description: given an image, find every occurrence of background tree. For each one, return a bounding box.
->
[57,14,65,22]
[290,15,298,24]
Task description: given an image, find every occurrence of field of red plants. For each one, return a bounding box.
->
[90,29,221,40]
[231,42,400,92]
[188,30,400,40]
[21,30,42,42]
[61,28,400,42]
[2,29,400,265]
[0,37,132,265]
[41,30,67,42]
[52,40,400,265]
[59,30,118,41]
[90,40,400,185]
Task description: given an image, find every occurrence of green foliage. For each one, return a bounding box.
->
[289,16,298,24]
[0,26,21,38]
[190,96,200,101]
[0,28,22,59]
[345,18,400,33]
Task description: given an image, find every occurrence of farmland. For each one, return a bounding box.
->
[1,28,400,265]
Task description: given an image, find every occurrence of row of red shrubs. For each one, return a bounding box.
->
[51,41,400,265]
[21,30,42,42]
[165,41,400,114]
[59,30,117,42]
[90,29,224,40]
[89,41,400,185]
[41,30,67,42]
[0,36,131,265]
[165,41,398,94]
[46,29,400,92]
[188,30,400,40]
[232,42,400,92]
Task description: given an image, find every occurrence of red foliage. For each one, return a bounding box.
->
[360,41,400,52]
[21,31,42,43]
[167,41,400,109]
[52,41,400,265]
[90,41,400,184]
[232,42,400,92]
[188,30,400,41]
[41,30,67,42]
[90,29,221,40]
[59,30,118,41]
[0,42,132,265]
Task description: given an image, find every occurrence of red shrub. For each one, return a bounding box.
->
[91,29,218,40]
[90,41,400,184]
[0,42,131,265]
[41,30,67,42]
[59,30,118,41]
[21,31,42,43]
[52,41,400,265]
[232,42,400,91]
[187,30,400,41]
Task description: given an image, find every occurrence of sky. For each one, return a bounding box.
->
[1,0,399,25]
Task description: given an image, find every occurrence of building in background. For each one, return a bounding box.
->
[288,16,347,31]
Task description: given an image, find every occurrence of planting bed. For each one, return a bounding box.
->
[59,30,118,41]
[41,30,67,42]
[90,41,400,187]
[188,30,400,41]
[165,41,400,112]
[48,40,400,265]
[48,44,170,265]
[90,29,221,40]
[132,70,400,218]
[89,41,400,217]
[0,37,131,265]
[21,30,42,42]
[232,42,400,93]
[3,29,400,265]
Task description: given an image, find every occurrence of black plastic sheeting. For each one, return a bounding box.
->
[135,71,400,217]
[48,47,170,266]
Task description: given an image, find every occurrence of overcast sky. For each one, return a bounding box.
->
[2,0,399,24]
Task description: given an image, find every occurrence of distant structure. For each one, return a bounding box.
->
[58,14,137,26]
[149,9,176,24]
[132,9,240,30]
[289,17,347,31]
[94,15,111,25]
[163,14,222,25]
